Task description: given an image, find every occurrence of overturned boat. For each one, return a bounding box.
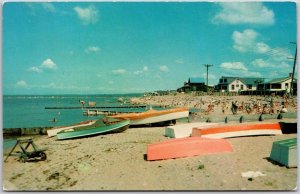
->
[147,136,233,161]
[109,107,189,126]
[191,122,282,139]
[57,117,130,140]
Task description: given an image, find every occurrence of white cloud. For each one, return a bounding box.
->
[41,58,57,70]
[112,69,127,75]
[232,29,258,52]
[220,62,262,78]
[213,2,275,25]
[256,42,271,54]
[16,80,28,88]
[159,65,169,72]
[252,59,272,68]
[232,29,275,54]
[26,3,56,14]
[220,62,248,71]
[134,66,149,75]
[74,5,99,25]
[28,66,42,73]
[85,46,100,53]
[270,48,293,62]
[252,58,291,69]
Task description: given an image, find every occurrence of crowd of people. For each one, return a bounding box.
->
[130,93,297,117]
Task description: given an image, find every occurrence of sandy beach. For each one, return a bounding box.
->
[3,94,298,191]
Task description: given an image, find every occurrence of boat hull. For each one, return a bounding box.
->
[147,137,233,161]
[110,108,189,126]
[165,122,220,138]
[191,122,282,139]
[130,110,189,125]
[57,119,130,140]
[47,120,96,137]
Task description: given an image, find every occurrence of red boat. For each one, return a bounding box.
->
[147,136,233,161]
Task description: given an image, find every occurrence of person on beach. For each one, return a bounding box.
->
[221,101,226,114]
[231,101,238,115]
[280,106,288,113]
[79,100,85,109]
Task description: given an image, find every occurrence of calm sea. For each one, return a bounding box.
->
[3,94,144,129]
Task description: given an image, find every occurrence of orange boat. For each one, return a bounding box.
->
[147,136,233,161]
[191,122,282,139]
[109,107,189,126]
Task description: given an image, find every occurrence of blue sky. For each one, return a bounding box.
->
[3,2,297,94]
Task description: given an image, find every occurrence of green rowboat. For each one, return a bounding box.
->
[57,117,130,140]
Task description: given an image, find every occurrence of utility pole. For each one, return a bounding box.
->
[204,64,213,92]
[290,42,297,96]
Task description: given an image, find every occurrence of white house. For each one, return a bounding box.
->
[216,76,264,93]
[257,75,297,94]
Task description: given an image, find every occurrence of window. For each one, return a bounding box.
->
[285,83,289,89]
[271,84,281,89]
[236,84,239,88]
[248,84,252,89]
[224,79,227,83]
[241,85,244,90]
[231,84,235,90]
[220,79,223,83]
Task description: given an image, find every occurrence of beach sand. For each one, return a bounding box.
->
[3,120,297,191]
[2,94,298,191]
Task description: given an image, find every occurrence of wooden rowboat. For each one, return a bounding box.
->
[191,122,282,139]
[109,107,189,126]
[57,117,130,140]
[147,137,233,161]
[47,120,96,137]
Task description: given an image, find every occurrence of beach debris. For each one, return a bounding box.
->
[241,171,266,179]
[198,163,205,170]
[47,172,60,181]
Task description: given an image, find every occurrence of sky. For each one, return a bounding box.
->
[2,2,297,95]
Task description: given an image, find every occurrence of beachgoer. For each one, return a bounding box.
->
[221,102,226,114]
[79,100,85,108]
[231,101,237,115]
[280,106,288,113]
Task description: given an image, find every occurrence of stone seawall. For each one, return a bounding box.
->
[3,127,52,137]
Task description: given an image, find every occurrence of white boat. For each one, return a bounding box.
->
[109,107,189,126]
[47,120,96,137]
[191,122,282,139]
[165,122,220,138]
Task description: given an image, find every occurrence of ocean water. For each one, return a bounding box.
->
[3,94,144,129]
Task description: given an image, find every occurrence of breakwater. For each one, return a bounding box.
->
[45,105,148,109]
[3,127,52,137]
